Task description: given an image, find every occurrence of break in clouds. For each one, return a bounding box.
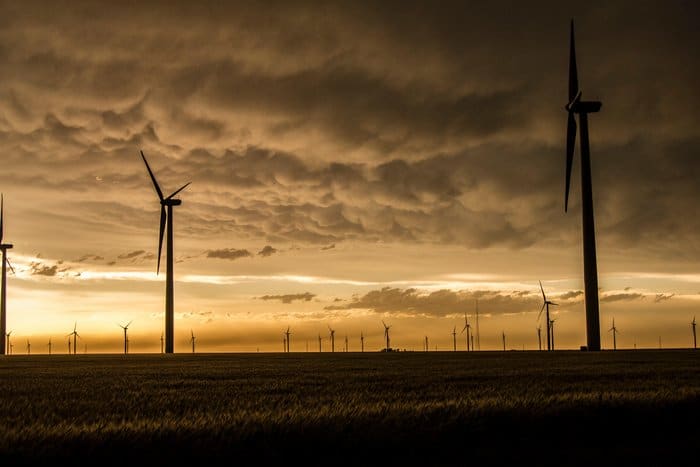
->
[1,2,699,260]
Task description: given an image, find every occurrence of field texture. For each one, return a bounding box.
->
[0,350,698,466]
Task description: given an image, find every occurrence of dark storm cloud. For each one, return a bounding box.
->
[324,287,581,317]
[259,292,316,304]
[1,2,699,258]
[257,245,278,257]
[206,248,252,261]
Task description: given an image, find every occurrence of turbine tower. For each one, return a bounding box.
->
[424,336,429,352]
[140,150,191,354]
[538,281,558,351]
[460,312,472,351]
[549,319,557,350]
[47,337,52,355]
[451,326,457,352]
[608,318,619,350]
[190,329,196,354]
[328,325,335,352]
[563,20,603,351]
[537,326,542,351]
[382,320,391,351]
[66,322,80,355]
[360,331,364,352]
[0,194,16,356]
[502,331,506,351]
[692,317,696,350]
[318,333,323,352]
[119,321,132,355]
[284,326,291,353]
[26,339,30,355]
[344,335,348,352]
[5,330,11,355]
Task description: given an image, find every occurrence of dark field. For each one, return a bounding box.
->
[1,351,698,466]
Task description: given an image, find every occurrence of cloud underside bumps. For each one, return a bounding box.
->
[0,3,698,259]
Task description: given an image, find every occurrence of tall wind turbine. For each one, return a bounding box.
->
[190,329,196,354]
[382,320,391,351]
[360,331,365,352]
[160,332,164,354]
[66,322,80,355]
[140,150,191,354]
[284,326,291,353]
[692,317,697,350]
[451,326,457,352]
[502,331,506,351]
[0,194,15,356]
[549,319,557,350]
[119,321,132,355]
[26,339,30,355]
[424,336,429,352]
[47,338,52,355]
[538,281,558,351]
[328,325,336,352]
[344,335,348,352]
[608,318,619,350]
[5,330,11,355]
[537,326,542,351]
[318,333,323,352]
[460,312,472,351]
[563,20,603,351]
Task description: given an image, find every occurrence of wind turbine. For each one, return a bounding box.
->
[140,150,191,354]
[26,339,30,355]
[608,318,619,350]
[549,319,557,350]
[284,326,291,353]
[47,338,52,355]
[502,331,506,351]
[451,326,457,352]
[475,299,481,350]
[538,281,558,351]
[344,335,348,352]
[563,20,603,351]
[0,194,15,356]
[382,320,391,351]
[118,321,132,355]
[424,336,429,352]
[318,333,322,352]
[692,317,697,350]
[190,329,196,354]
[360,331,364,353]
[328,325,335,352]
[160,332,164,354]
[66,322,80,355]
[5,330,11,355]
[460,312,472,351]
[67,338,71,355]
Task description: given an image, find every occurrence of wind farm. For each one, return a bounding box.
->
[1,5,699,467]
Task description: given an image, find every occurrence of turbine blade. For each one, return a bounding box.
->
[537,303,545,322]
[157,206,166,275]
[569,19,579,103]
[549,302,559,306]
[141,151,164,201]
[6,258,15,275]
[539,280,546,301]
[460,324,467,333]
[0,193,3,244]
[165,182,191,200]
[565,113,576,212]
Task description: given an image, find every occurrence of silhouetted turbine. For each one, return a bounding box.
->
[537,326,542,351]
[26,339,30,355]
[424,335,429,352]
[538,281,558,351]
[5,330,11,355]
[47,337,52,355]
[549,319,557,350]
[451,326,457,352]
[563,20,603,351]
[360,331,365,353]
[460,312,472,351]
[608,318,620,350]
[66,322,80,355]
[692,317,697,350]
[140,150,191,354]
[328,325,336,352]
[502,331,506,351]
[0,194,16,356]
[284,326,291,353]
[382,320,391,351]
[190,329,196,354]
[119,321,132,355]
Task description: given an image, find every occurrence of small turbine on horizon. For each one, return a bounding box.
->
[26,339,30,355]
[538,281,558,351]
[460,312,472,351]
[537,326,542,351]
[140,150,191,354]
[118,321,132,355]
[451,326,457,352]
[328,325,336,352]
[549,318,558,350]
[360,331,365,353]
[66,322,80,356]
[5,330,11,355]
[692,317,697,350]
[284,326,291,353]
[190,329,196,354]
[502,331,506,351]
[608,318,620,351]
[47,337,52,355]
[318,333,323,352]
[382,320,391,351]
[0,194,16,356]
[563,20,603,351]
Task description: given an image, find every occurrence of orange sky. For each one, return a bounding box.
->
[1,2,699,352]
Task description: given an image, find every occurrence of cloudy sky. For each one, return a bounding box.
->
[1,1,698,352]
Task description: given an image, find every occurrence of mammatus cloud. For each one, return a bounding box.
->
[206,249,252,261]
[258,292,316,304]
[324,287,582,317]
[654,293,675,303]
[257,245,278,257]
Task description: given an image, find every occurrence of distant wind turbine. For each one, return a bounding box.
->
[537,326,542,351]
[26,339,30,355]
[538,281,558,351]
[608,318,619,351]
[318,333,323,352]
[549,319,557,351]
[284,326,291,353]
[160,332,164,354]
[47,337,52,355]
[692,317,696,350]
[119,321,132,355]
[328,325,336,352]
[67,338,71,355]
[0,194,16,356]
[424,336,429,352]
[563,20,603,351]
[475,299,481,350]
[344,335,348,352]
[66,322,80,355]
[140,150,191,354]
[360,331,364,353]
[382,320,391,351]
[451,326,457,352]
[190,329,196,354]
[5,330,11,355]
[460,312,472,351]
[502,331,506,351]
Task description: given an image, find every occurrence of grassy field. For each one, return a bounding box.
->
[0,350,698,466]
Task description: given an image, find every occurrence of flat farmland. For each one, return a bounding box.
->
[1,351,698,466]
